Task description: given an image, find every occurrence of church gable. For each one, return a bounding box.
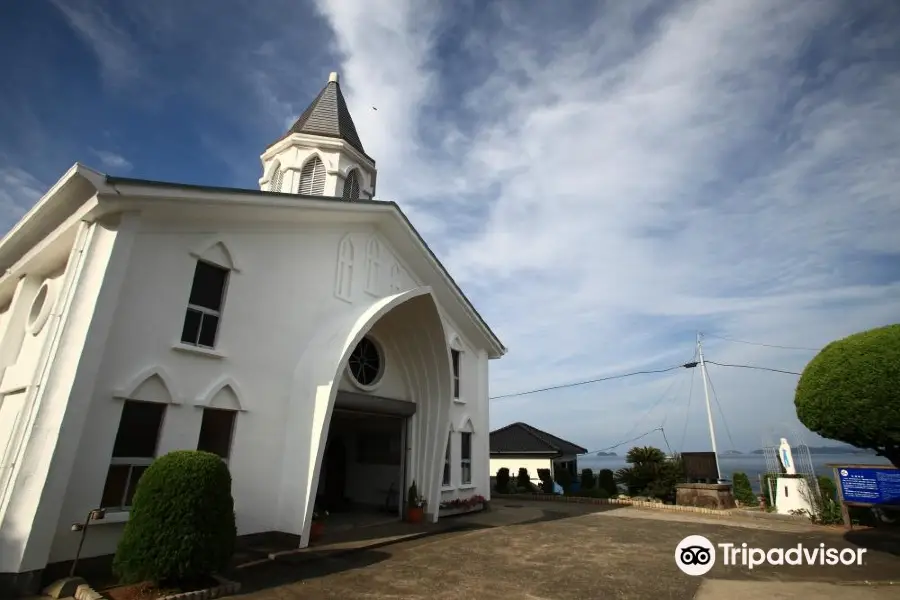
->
[330,230,418,303]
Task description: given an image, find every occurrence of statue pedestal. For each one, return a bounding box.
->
[676,483,736,510]
[775,475,814,516]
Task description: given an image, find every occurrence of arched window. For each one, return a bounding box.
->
[342,169,361,201]
[270,167,284,193]
[459,418,474,486]
[297,156,326,195]
[335,235,354,300]
[365,237,381,295]
[389,263,403,293]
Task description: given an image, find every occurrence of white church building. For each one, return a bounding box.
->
[0,72,506,593]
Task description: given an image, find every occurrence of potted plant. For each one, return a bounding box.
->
[406,481,426,523]
[310,507,328,541]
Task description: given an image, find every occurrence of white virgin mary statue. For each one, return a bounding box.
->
[779,438,797,475]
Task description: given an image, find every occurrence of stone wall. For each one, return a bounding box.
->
[675,483,736,510]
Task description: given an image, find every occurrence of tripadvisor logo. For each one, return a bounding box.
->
[675,535,867,576]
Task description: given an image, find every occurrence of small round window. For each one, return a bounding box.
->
[348,336,383,388]
[27,281,54,335]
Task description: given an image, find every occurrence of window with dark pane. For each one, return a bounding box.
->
[100,465,129,509]
[102,400,166,509]
[180,260,229,347]
[442,434,451,486]
[197,408,236,460]
[348,336,382,387]
[460,432,472,485]
[111,401,166,458]
[342,170,361,201]
[451,349,461,399]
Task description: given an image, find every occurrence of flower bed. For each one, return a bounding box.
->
[439,494,486,516]
[98,574,240,600]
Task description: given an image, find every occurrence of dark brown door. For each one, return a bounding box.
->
[324,438,347,508]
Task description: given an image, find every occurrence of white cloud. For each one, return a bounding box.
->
[91,149,132,172]
[32,0,900,452]
[48,0,141,87]
[313,0,900,451]
[0,167,44,224]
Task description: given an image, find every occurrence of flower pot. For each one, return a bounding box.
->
[406,506,425,523]
[310,521,325,541]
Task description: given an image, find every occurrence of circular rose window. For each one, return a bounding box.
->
[27,280,56,336]
[347,336,383,389]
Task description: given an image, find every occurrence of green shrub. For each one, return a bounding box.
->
[496,468,510,493]
[817,475,837,504]
[516,468,531,489]
[537,468,554,493]
[795,324,900,468]
[113,450,236,584]
[762,473,778,507]
[597,469,617,497]
[731,472,757,506]
[580,468,595,490]
[614,446,682,500]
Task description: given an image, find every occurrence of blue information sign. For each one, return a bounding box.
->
[837,467,900,505]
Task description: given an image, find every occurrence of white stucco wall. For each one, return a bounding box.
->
[0,216,495,570]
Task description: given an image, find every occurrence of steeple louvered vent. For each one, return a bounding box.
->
[298,156,326,195]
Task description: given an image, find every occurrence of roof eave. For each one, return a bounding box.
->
[100,176,506,356]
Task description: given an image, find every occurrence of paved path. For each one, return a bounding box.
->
[230,500,900,599]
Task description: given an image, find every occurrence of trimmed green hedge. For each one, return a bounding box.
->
[496,468,511,493]
[113,450,236,584]
[580,468,595,490]
[597,469,617,497]
[795,324,900,467]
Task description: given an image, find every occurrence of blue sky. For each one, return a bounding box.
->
[2,0,899,453]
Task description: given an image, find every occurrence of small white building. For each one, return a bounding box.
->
[0,72,505,595]
[489,422,587,487]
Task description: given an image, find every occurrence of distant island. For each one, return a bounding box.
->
[722,450,743,455]
[749,445,876,455]
[595,451,617,457]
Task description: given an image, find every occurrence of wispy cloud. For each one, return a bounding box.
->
[0,167,44,224]
[9,0,900,451]
[91,149,132,172]
[310,0,900,449]
[48,0,141,87]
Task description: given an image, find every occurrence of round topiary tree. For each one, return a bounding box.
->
[113,450,236,584]
[794,324,900,468]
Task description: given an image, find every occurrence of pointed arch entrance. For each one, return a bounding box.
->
[277,287,453,546]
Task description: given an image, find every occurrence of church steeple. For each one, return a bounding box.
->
[259,72,377,200]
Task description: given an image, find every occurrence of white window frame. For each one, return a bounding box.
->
[181,260,230,349]
[451,349,461,400]
[106,457,154,510]
[102,400,166,511]
[460,431,472,486]
[197,407,238,466]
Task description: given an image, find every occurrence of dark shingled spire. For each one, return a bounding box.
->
[282,72,370,160]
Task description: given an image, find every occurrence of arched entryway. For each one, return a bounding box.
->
[276,287,454,546]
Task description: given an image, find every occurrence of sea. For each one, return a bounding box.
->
[577,453,892,493]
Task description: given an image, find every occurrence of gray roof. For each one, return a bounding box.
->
[490,422,588,456]
[282,75,371,161]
